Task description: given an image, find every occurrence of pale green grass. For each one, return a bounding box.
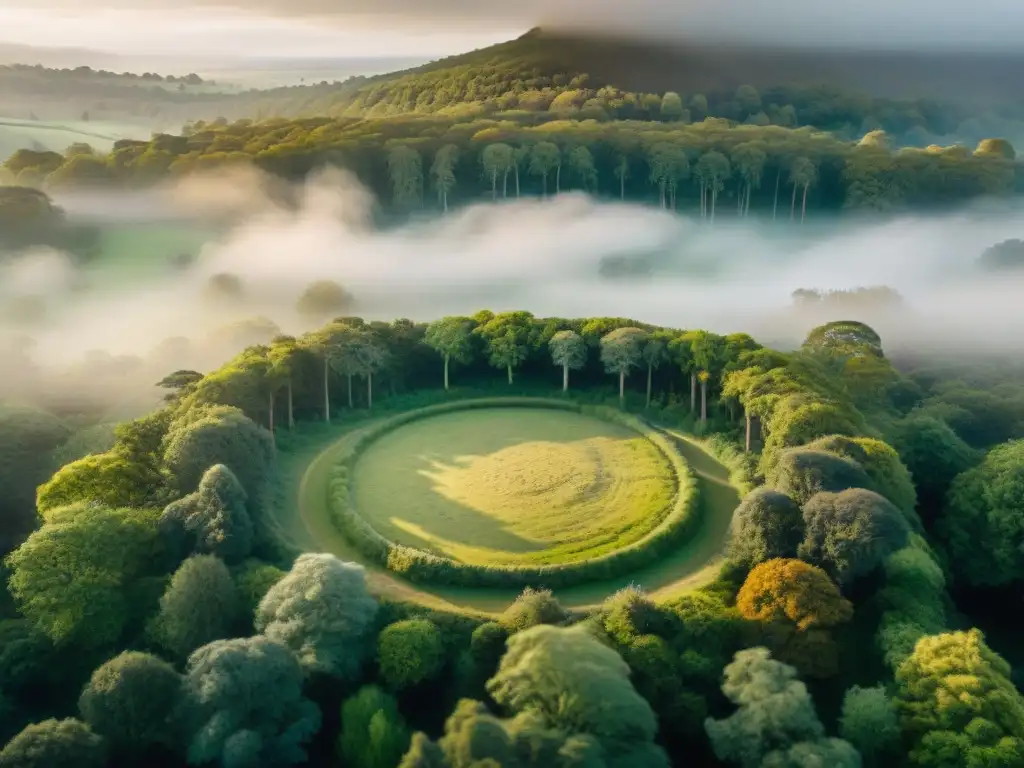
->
[0,117,149,156]
[351,408,674,567]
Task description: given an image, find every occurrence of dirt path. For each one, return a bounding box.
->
[270,417,741,617]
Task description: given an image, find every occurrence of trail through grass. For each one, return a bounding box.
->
[273,411,741,617]
[352,408,674,567]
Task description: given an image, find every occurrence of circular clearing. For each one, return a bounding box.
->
[350,407,676,568]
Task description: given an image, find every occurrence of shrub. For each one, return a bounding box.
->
[0,718,106,768]
[152,555,241,659]
[159,464,253,564]
[767,448,873,506]
[728,488,804,566]
[378,619,446,689]
[499,587,569,633]
[337,685,411,768]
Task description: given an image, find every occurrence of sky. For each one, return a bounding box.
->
[2,0,1023,60]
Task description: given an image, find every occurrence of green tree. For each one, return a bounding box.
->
[840,685,900,767]
[78,651,184,755]
[481,143,513,200]
[424,316,475,391]
[890,414,978,520]
[766,448,873,506]
[338,685,411,768]
[695,151,731,222]
[660,91,685,121]
[159,464,253,564]
[256,553,378,680]
[729,488,804,566]
[0,719,106,768]
[387,144,423,209]
[36,450,156,515]
[549,330,587,392]
[268,336,304,430]
[600,327,647,405]
[475,311,535,385]
[530,142,561,197]
[568,145,598,192]
[731,142,767,217]
[499,587,568,633]
[152,555,241,659]
[431,144,459,212]
[788,156,818,224]
[378,619,446,689]
[641,333,669,408]
[648,142,689,210]
[182,636,321,768]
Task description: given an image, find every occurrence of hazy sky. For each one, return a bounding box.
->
[3,0,1023,59]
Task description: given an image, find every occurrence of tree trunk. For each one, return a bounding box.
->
[619,370,625,406]
[555,163,561,194]
[711,186,718,223]
[801,183,809,224]
[367,372,373,409]
[323,358,330,423]
[541,171,547,199]
[443,353,450,391]
[690,373,697,413]
[790,184,797,221]
[268,391,275,436]
[646,364,652,408]
[746,183,752,217]
[503,168,509,198]
[660,182,666,210]
[563,363,569,392]
[507,364,513,385]
[287,380,294,429]
[620,172,625,201]
[347,373,353,409]
[745,408,752,452]
[701,380,708,423]
[773,170,780,220]
[491,170,497,201]
[515,165,520,197]
[670,182,677,211]
[442,189,448,213]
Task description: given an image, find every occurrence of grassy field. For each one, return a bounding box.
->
[269,403,742,616]
[0,117,150,157]
[351,408,674,567]
[84,223,215,284]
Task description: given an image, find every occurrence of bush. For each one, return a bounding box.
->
[159,464,253,564]
[0,718,106,768]
[377,619,446,689]
[152,555,241,659]
[499,587,569,633]
[233,559,286,619]
[767,448,873,506]
[728,488,804,566]
[469,622,509,668]
[337,685,411,768]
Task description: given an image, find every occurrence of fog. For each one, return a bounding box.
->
[2,166,1023,416]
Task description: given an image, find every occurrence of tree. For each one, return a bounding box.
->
[799,489,911,586]
[182,636,321,768]
[530,142,561,197]
[481,143,513,200]
[431,144,459,211]
[731,142,767,217]
[424,316,474,391]
[729,488,804,566]
[788,157,817,224]
[766,448,873,506]
[398,732,446,768]
[549,330,587,392]
[641,334,669,408]
[475,311,535,385]
[670,332,699,414]
[736,559,853,678]
[568,145,598,192]
[338,686,411,768]
[894,629,1024,766]
[614,152,630,200]
[234,558,286,617]
[267,336,303,430]
[735,85,762,115]
[0,719,106,768]
[36,450,157,514]
[600,327,647,405]
[691,330,724,423]
[660,91,685,121]
[255,553,378,680]
[512,144,530,198]
[695,151,731,222]
[840,686,900,767]
[387,144,423,209]
[152,555,241,659]
[939,439,1024,586]
[378,619,446,689]
[487,623,668,764]
[323,325,381,409]
[160,464,253,564]
[296,280,354,322]
[890,414,978,520]
[704,648,857,768]
[648,142,688,210]
[78,651,184,754]
[6,504,159,648]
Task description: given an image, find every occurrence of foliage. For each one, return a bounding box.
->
[36,451,157,514]
[799,488,911,586]
[500,587,569,633]
[232,559,286,618]
[766,447,873,506]
[255,553,378,679]
[338,685,411,768]
[78,651,184,754]
[378,619,446,689]
[0,718,106,768]
[152,555,242,659]
[159,464,254,564]
[840,685,900,766]
[5,504,160,648]
[889,414,979,516]
[728,488,804,566]
[182,636,321,768]
[938,439,1024,586]
[296,280,354,320]
[894,629,1024,766]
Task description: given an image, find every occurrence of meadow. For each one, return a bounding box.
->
[351,407,675,567]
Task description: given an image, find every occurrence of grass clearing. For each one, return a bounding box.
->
[351,408,674,567]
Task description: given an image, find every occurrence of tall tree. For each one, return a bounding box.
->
[641,333,670,408]
[386,144,423,210]
[512,144,530,198]
[789,156,818,224]
[648,142,689,210]
[601,327,648,406]
[268,335,301,430]
[475,311,535,384]
[481,143,513,201]
[430,144,459,212]
[424,316,475,391]
[548,330,587,392]
[529,142,561,198]
[696,151,731,222]
[303,321,350,423]
[691,330,724,424]
[731,142,767,217]
[568,145,597,192]
[614,152,630,201]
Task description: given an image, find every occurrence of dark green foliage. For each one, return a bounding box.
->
[182,636,321,768]
[917,388,1024,448]
[159,464,254,564]
[152,555,241,659]
[255,553,378,680]
[767,448,873,506]
[0,405,69,553]
[939,439,1024,586]
[78,651,184,754]
[729,488,804,566]
[5,504,161,648]
[500,587,569,633]
[0,718,106,768]
[469,622,509,670]
[0,621,54,696]
[338,685,411,768]
[840,685,900,767]
[799,489,911,586]
[162,406,275,508]
[378,618,446,689]
[399,732,447,768]
[232,559,286,619]
[889,414,979,516]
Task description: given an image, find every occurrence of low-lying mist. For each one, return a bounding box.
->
[2,165,1023,418]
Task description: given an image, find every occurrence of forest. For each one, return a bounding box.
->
[1,304,1023,767]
